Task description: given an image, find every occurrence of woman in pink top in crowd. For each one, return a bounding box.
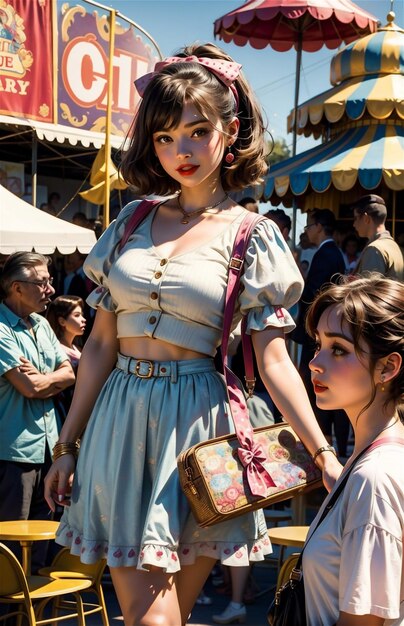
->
[46,295,86,371]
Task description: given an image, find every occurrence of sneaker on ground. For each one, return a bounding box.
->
[212,601,246,624]
[196,591,213,605]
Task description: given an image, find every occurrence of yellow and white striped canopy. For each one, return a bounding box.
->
[288,16,404,138]
[288,73,404,138]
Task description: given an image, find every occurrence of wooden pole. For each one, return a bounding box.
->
[32,131,37,207]
[51,0,58,125]
[103,9,116,230]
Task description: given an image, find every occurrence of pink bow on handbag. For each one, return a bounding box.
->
[238,440,276,497]
[134,55,241,109]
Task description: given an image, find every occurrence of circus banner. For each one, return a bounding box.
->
[57,2,160,139]
[0,0,53,121]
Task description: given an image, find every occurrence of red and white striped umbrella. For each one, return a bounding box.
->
[214,0,379,52]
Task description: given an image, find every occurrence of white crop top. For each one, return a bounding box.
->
[84,200,303,357]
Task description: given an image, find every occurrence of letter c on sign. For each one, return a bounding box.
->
[63,36,107,106]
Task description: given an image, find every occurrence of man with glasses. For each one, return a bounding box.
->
[352,194,404,280]
[0,252,75,570]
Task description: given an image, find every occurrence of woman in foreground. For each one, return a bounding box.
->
[44,42,341,626]
[304,275,404,625]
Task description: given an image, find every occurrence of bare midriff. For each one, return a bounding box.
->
[119,336,208,362]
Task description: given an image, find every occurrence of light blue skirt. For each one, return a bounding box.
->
[56,355,272,572]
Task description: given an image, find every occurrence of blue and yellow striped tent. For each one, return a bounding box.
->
[264,122,404,200]
[288,19,404,138]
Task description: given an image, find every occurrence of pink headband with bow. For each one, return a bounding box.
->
[134,55,242,110]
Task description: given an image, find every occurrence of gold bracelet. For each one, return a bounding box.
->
[52,441,80,462]
[312,445,337,463]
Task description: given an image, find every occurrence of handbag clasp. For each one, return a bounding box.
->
[185,467,199,497]
[244,376,256,397]
[290,567,303,581]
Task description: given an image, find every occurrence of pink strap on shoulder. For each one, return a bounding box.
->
[367,437,404,452]
[221,212,276,498]
[118,199,162,252]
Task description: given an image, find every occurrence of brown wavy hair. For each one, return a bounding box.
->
[120,42,268,195]
[46,295,84,340]
[305,274,404,421]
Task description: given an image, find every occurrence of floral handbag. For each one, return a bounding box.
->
[178,422,321,527]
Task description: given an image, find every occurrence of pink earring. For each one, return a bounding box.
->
[225,146,235,164]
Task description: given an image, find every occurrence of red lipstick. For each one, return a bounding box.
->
[312,379,328,394]
[176,165,199,176]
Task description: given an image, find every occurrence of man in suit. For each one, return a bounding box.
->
[292,209,349,457]
[63,250,94,341]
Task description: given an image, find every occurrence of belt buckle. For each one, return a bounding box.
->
[134,359,154,378]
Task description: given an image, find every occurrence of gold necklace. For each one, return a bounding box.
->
[177,193,229,224]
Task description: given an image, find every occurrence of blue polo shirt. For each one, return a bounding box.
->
[0,303,68,464]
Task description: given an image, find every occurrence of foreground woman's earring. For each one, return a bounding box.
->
[381,375,385,392]
[225,146,235,164]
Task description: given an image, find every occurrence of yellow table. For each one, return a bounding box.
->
[0,520,59,575]
[267,525,309,572]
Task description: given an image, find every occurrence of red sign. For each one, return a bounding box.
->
[0,0,53,121]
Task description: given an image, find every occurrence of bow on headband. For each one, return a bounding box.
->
[134,55,241,110]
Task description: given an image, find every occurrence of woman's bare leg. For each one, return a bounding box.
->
[230,565,251,603]
[176,556,217,624]
[110,566,181,626]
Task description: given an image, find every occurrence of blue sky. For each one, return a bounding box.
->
[106,0,403,156]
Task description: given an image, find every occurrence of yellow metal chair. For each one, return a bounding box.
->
[38,548,109,626]
[0,542,92,626]
[276,553,301,591]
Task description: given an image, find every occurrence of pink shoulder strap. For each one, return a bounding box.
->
[118,198,162,252]
[368,436,404,451]
[221,212,276,498]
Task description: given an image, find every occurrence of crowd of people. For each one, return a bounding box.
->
[0,42,403,626]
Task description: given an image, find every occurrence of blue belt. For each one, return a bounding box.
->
[116,352,215,383]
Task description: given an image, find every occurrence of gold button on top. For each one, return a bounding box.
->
[160,258,168,266]
[150,292,158,300]
[154,271,162,279]
[149,316,157,324]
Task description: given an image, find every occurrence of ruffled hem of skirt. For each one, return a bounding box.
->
[56,522,273,573]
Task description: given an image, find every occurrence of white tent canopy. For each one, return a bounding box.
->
[0,185,97,254]
[0,114,125,150]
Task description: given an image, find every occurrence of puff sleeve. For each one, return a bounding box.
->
[239,219,303,334]
[83,201,141,312]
